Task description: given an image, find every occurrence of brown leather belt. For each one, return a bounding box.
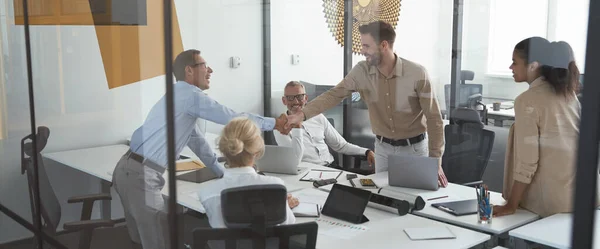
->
[376,133,426,147]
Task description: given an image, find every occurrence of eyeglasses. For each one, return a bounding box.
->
[284,94,306,101]
[189,62,206,68]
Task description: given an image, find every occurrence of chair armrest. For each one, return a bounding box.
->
[462,180,483,187]
[67,193,111,204]
[63,219,115,231]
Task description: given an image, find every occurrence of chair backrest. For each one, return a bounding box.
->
[444,84,483,110]
[21,126,62,234]
[192,222,318,249]
[221,184,288,229]
[193,184,312,249]
[442,113,495,185]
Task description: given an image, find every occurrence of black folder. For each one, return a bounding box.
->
[431,199,478,216]
[176,167,220,183]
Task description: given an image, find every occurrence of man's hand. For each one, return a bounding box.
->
[438,165,448,187]
[285,111,305,130]
[493,204,517,217]
[275,114,292,135]
[287,193,299,209]
[366,150,375,167]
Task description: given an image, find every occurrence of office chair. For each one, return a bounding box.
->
[192,185,318,249]
[441,109,495,186]
[444,70,488,122]
[326,118,375,175]
[21,126,116,249]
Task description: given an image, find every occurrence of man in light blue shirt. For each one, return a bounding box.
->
[111,49,288,249]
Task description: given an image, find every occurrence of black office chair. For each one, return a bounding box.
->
[21,127,117,249]
[326,118,374,175]
[192,185,318,249]
[441,109,495,186]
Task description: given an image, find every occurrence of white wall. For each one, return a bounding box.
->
[270,0,453,110]
[0,0,263,243]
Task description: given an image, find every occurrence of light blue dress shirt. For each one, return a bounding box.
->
[129,81,276,176]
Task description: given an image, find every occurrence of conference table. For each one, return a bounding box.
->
[42,133,495,249]
[320,172,539,247]
[508,210,600,249]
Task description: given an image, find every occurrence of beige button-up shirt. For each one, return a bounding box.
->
[502,77,598,217]
[302,55,444,158]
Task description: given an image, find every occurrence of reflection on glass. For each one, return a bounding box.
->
[13,0,147,25]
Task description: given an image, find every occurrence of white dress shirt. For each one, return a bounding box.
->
[197,166,296,228]
[273,114,368,166]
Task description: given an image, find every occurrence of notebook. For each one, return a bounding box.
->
[404,227,456,240]
[292,203,320,217]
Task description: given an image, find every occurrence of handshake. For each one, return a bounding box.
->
[274,111,304,135]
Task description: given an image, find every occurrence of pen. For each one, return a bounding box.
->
[349,179,356,188]
[319,172,322,178]
[427,196,448,201]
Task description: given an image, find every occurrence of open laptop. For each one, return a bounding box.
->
[388,154,439,191]
[255,145,306,175]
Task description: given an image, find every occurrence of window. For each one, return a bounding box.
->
[554,0,589,72]
[486,0,549,76]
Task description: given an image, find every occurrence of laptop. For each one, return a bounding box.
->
[255,145,306,175]
[388,154,439,191]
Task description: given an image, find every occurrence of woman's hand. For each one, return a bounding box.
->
[493,204,517,217]
[287,193,299,209]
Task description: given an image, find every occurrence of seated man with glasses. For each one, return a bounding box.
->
[274,81,375,169]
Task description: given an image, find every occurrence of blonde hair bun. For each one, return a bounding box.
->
[218,117,265,167]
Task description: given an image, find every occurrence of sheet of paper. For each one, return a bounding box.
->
[314,218,369,240]
[404,227,456,240]
[293,188,329,208]
[292,203,319,217]
[301,170,340,181]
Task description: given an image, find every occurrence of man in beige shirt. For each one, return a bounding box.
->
[286,21,447,187]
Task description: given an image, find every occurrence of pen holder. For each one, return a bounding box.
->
[477,198,493,224]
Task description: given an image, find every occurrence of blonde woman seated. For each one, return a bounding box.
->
[198,117,299,229]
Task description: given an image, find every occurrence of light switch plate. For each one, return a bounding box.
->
[291,54,300,65]
[230,56,241,68]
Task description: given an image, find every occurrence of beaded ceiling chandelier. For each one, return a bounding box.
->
[322,0,401,54]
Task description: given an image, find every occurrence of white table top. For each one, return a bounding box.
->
[321,172,539,235]
[509,211,600,249]
[294,188,490,249]
[486,102,515,118]
[43,144,130,182]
